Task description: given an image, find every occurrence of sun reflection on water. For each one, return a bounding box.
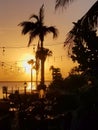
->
[26,82,36,92]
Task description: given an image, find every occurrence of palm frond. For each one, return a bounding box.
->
[47,26,58,38]
[49,65,54,71]
[65,1,98,47]
[39,4,44,23]
[55,0,74,9]
[36,47,52,60]
[18,21,35,34]
[29,14,39,21]
[28,30,39,46]
[19,4,58,47]
[47,49,52,57]
[28,59,35,65]
[80,1,98,28]
[28,35,32,47]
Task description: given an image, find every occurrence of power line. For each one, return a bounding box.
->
[0,42,64,49]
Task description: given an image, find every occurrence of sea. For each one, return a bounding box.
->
[0,81,51,99]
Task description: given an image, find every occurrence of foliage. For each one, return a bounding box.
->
[63,72,87,93]
[55,0,98,30]
[49,66,63,82]
[55,1,98,129]
[49,65,87,94]
[55,0,98,86]
[55,0,74,9]
[65,24,98,84]
[36,47,52,61]
[63,1,98,84]
[49,66,64,91]
[19,4,58,47]
[19,5,58,88]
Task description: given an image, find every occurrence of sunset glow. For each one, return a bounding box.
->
[19,53,35,74]
[0,0,96,81]
[27,82,36,91]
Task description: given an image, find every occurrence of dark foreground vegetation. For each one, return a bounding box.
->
[1,76,98,130]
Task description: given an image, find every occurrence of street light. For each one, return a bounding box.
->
[24,82,27,94]
[31,67,33,93]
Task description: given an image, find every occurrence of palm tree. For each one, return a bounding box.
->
[19,5,58,89]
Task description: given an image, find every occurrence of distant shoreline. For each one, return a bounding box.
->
[0,80,51,82]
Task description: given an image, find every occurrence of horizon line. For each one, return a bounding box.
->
[0,80,52,82]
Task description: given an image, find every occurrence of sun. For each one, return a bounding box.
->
[19,53,36,74]
[23,61,31,74]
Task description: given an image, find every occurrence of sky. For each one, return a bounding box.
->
[0,0,97,81]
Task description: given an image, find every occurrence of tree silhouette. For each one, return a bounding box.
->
[55,0,98,30]
[65,22,98,85]
[56,0,98,85]
[19,5,58,89]
[50,66,63,82]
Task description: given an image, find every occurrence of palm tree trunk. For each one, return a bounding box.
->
[40,39,45,89]
[36,70,38,88]
[41,47,45,87]
[41,57,45,86]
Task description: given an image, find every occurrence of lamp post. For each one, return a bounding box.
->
[24,82,27,94]
[31,67,33,93]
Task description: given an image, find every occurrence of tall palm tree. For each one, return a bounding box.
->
[19,5,58,89]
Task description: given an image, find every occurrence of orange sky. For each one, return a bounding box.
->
[0,0,96,81]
